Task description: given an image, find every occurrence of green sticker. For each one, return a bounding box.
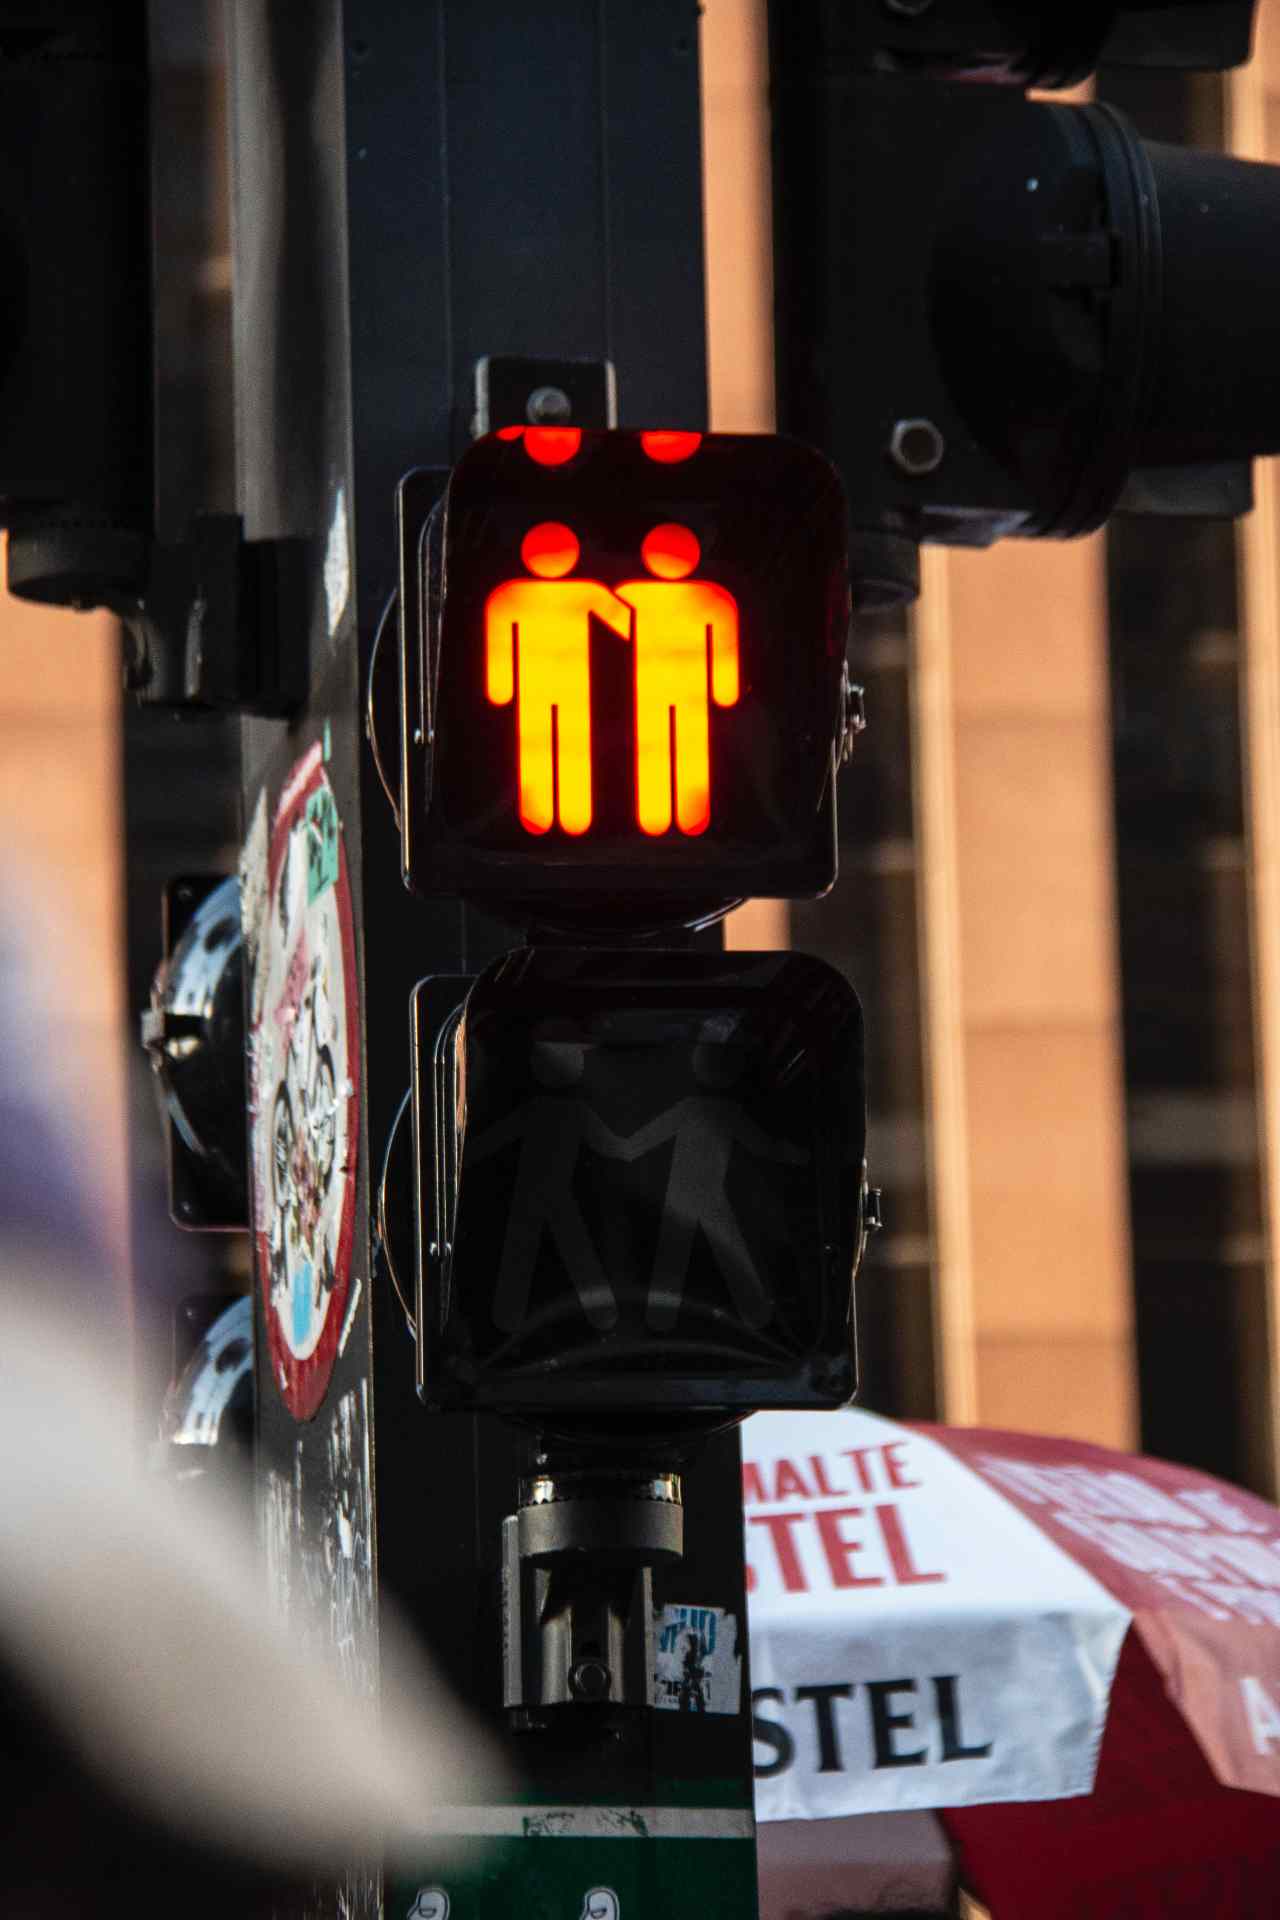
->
[306,784,340,902]
[389,1814,756,1919]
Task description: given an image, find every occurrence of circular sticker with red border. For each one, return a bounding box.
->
[249,748,359,1421]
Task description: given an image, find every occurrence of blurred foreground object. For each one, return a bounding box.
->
[0,1278,501,1876]
[0,870,502,1911]
[746,1406,1280,1917]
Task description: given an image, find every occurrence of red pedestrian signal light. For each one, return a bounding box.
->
[397,430,851,929]
[484,521,630,837]
[482,516,742,842]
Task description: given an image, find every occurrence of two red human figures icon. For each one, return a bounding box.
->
[484,521,740,837]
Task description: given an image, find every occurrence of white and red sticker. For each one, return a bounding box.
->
[247,746,359,1421]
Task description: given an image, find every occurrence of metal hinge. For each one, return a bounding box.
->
[841,662,868,765]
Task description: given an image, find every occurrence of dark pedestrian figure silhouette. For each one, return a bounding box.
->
[619,1030,809,1331]
[468,1039,631,1332]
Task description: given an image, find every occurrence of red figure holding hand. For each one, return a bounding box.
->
[616,524,740,836]
[485,521,631,836]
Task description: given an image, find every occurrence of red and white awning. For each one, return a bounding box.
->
[745,1406,1280,1824]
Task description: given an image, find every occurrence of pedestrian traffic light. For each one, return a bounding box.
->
[409,946,867,1428]
[770,0,1276,606]
[397,429,851,928]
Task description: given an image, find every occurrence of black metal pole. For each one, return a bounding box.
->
[229,7,758,1914]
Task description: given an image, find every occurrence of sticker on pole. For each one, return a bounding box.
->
[654,1604,743,1714]
[248,745,359,1421]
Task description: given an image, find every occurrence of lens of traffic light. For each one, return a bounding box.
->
[1134,137,1280,467]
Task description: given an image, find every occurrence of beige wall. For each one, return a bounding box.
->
[701,0,789,955]
[701,0,773,439]
[904,100,1135,1441]
[0,555,128,1289]
[915,541,1136,1442]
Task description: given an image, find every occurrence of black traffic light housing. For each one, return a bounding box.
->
[409,946,868,1434]
[0,3,304,713]
[0,3,151,602]
[393,938,872,1725]
[380,425,874,1727]
[396,429,853,933]
[772,1,1274,606]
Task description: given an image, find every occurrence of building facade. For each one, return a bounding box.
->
[3,0,1278,1499]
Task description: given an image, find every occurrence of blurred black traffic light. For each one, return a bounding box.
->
[0,3,302,712]
[0,3,151,605]
[410,946,869,1434]
[771,0,1273,607]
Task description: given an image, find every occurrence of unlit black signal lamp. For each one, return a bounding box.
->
[0,2,301,713]
[0,1,151,607]
[772,0,1278,606]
